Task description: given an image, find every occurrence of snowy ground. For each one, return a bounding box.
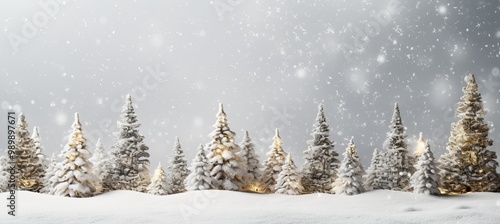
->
[1,190,500,224]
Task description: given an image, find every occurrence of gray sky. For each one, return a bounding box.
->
[1,0,499,170]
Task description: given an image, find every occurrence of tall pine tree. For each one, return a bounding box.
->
[439,74,500,193]
[410,141,441,195]
[302,104,339,193]
[239,130,263,192]
[167,137,189,194]
[383,103,413,191]
[31,126,47,179]
[275,153,303,195]
[14,113,43,192]
[262,129,287,193]
[364,148,383,191]
[206,103,245,190]
[332,138,366,195]
[185,145,213,191]
[105,95,151,192]
[50,113,98,197]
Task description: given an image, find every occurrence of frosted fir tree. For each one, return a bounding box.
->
[410,141,441,195]
[147,163,169,195]
[262,129,287,193]
[14,113,43,192]
[0,155,8,192]
[413,132,426,162]
[166,137,189,194]
[364,148,384,191]
[383,103,413,191]
[185,145,213,191]
[41,153,58,194]
[31,126,47,176]
[275,154,304,195]
[439,74,500,193]
[331,138,366,195]
[301,104,339,193]
[206,103,246,191]
[50,113,98,197]
[90,138,110,193]
[104,95,151,192]
[239,131,263,191]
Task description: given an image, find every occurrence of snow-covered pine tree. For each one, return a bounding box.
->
[262,129,287,193]
[185,144,213,191]
[439,74,500,193]
[0,155,8,192]
[147,163,168,195]
[364,148,383,191]
[14,113,43,192]
[383,103,413,192]
[41,153,58,194]
[104,95,151,192]
[410,141,441,195]
[413,132,426,164]
[166,137,189,194]
[239,130,263,192]
[90,138,110,194]
[331,138,365,195]
[31,126,47,181]
[206,103,246,191]
[275,153,304,195]
[50,113,98,197]
[301,104,339,193]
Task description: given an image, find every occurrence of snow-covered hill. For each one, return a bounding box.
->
[1,190,499,224]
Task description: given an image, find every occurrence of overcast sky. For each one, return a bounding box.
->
[1,0,499,170]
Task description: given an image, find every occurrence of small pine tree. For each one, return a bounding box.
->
[105,95,151,192]
[206,103,246,191]
[262,129,287,193]
[364,148,383,191]
[31,127,47,179]
[147,163,169,195]
[50,113,98,197]
[0,155,8,192]
[332,138,365,195]
[41,153,58,194]
[275,154,303,195]
[239,131,263,191]
[439,74,500,193]
[90,138,110,194]
[302,104,339,193]
[410,141,441,195]
[383,103,413,191]
[167,137,189,194]
[185,145,213,191]
[14,113,43,192]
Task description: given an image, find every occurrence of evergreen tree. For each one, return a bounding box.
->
[0,155,8,192]
[302,104,339,193]
[14,113,43,192]
[332,138,365,195]
[90,138,110,194]
[185,145,213,191]
[410,141,441,195]
[262,129,287,193]
[206,103,246,190]
[50,113,98,197]
[439,74,500,193]
[275,153,303,195]
[239,130,263,192]
[364,148,383,190]
[41,153,58,194]
[167,137,189,194]
[31,126,47,179]
[105,95,151,192]
[147,163,168,195]
[383,103,413,191]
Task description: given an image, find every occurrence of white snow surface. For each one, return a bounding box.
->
[1,190,499,224]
